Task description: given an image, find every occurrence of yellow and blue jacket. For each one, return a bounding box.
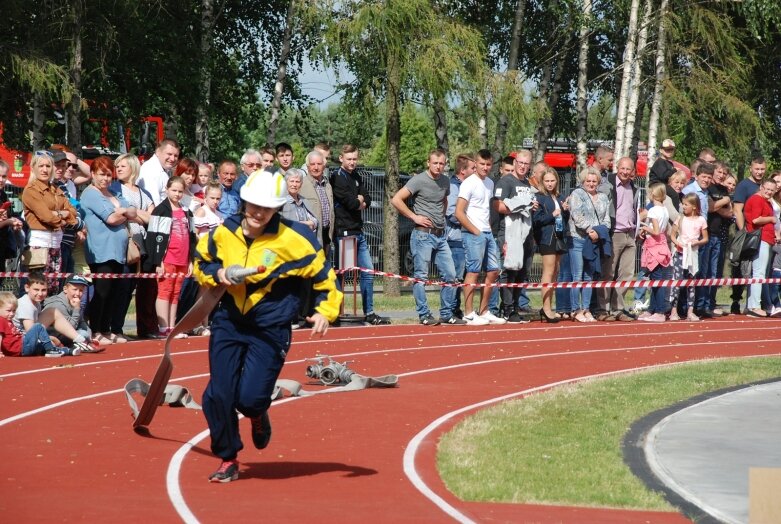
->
[194,213,342,327]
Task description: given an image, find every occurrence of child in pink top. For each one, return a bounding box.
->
[670,193,708,321]
[638,184,672,322]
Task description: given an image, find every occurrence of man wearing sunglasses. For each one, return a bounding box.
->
[234,149,264,192]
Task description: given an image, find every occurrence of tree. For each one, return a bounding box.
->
[613,0,640,159]
[575,0,593,171]
[646,0,669,166]
[316,0,484,295]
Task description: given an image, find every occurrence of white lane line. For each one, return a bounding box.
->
[2,324,775,380]
[166,347,781,524]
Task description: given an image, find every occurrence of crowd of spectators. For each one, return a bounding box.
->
[1,138,780,356]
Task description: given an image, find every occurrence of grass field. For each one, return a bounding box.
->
[437,356,781,510]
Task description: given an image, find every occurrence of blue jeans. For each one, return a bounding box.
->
[695,235,717,311]
[410,230,457,319]
[771,268,781,308]
[569,237,593,311]
[633,268,648,302]
[448,240,465,314]
[711,236,730,308]
[556,248,572,314]
[648,264,671,314]
[22,324,57,356]
[748,242,771,310]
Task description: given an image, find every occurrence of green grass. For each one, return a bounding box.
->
[437,357,781,510]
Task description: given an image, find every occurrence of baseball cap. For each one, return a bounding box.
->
[64,275,91,287]
[49,150,68,163]
[660,139,676,150]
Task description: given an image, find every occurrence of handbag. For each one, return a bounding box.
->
[126,225,142,266]
[22,247,48,268]
[554,236,568,253]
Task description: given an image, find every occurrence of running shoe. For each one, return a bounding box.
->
[440,316,467,325]
[208,459,239,483]
[480,311,507,325]
[463,312,489,326]
[419,314,440,326]
[250,412,272,449]
[365,313,391,325]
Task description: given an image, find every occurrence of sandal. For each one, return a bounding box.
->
[110,334,128,344]
[95,334,114,345]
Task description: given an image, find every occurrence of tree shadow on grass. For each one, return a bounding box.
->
[241,461,377,480]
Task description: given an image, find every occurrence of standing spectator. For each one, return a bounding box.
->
[391,149,462,325]
[637,184,672,322]
[595,157,640,322]
[280,169,318,232]
[669,194,708,321]
[455,149,502,326]
[494,149,537,324]
[216,161,241,219]
[446,154,476,319]
[236,149,264,192]
[300,150,335,257]
[568,168,611,323]
[192,162,214,199]
[682,162,715,317]
[703,161,733,317]
[0,161,23,277]
[272,143,295,176]
[301,143,332,181]
[175,157,203,212]
[259,146,276,170]
[533,168,569,322]
[731,156,767,314]
[136,139,180,206]
[22,151,80,294]
[194,182,223,237]
[110,154,155,341]
[592,145,615,179]
[332,144,390,325]
[743,179,777,317]
[145,176,197,337]
[50,149,85,277]
[80,156,136,345]
[648,139,677,186]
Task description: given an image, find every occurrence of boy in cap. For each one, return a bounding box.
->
[649,139,677,186]
[42,275,102,351]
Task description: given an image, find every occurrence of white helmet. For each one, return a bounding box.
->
[240,170,288,208]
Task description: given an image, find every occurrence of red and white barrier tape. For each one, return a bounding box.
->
[3,268,781,290]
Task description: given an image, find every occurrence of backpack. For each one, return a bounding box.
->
[727,228,762,266]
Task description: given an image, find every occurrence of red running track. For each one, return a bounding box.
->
[1,317,779,523]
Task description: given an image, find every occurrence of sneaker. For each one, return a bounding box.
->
[453,309,464,320]
[208,459,239,483]
[505,311,529,324]
[419,314,440,326]
[45,349,64,358]
[463,312,489,326]
[668,312,681,321]
[365,313,391,325]
[72,341,98,354]
[440,316,467,325]
[633,300,648,313]
[480,311,507,325]
[639,313,665,322]
[250,411,272,449]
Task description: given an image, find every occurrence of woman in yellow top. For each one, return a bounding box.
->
[194,170,342,483]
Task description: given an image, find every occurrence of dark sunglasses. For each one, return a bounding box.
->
[34,150,53,158]
[68,162,79,169]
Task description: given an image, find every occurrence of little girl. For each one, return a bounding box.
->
[670,193,708,321]
[188,182,223,337]
[638,184,671,322]
[145,176,196,338]
[194,182,223,238]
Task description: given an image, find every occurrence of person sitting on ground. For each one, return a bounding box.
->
[0,292,71,357]
[42,275,94,347]
[12,272,95,354]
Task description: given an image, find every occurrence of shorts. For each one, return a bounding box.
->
[157,263,188,304]
[462,231,499,274]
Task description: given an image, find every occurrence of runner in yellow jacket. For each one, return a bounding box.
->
[194,170,342,483]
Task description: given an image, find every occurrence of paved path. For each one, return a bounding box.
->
[646,380,781,524]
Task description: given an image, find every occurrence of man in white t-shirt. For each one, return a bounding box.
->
[454,149,503,326]
[137,139,181,206]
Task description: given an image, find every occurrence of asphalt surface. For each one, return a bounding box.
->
[645,380,781,524]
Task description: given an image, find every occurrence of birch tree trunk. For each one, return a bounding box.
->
[534,29,572,162]
[493,0,526,162]
[575,0,592,172]
[647,0,669,166]
[478,98,489,150]
[623,0,652,158]
[266,0,296,146]
[32,95,46,151]
[66,0,83,155]
[195,0,216,162]
[533,53,554,163]
[613,0,640,158]
[432,97,449,156]
[383,52,402,296]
